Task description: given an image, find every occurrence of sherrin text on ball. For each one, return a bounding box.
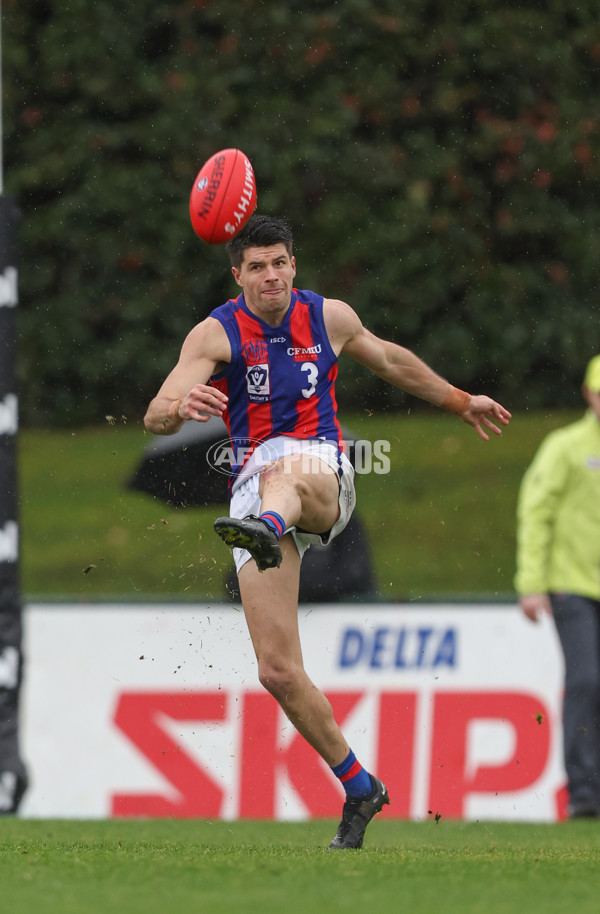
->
[189,148,257,244]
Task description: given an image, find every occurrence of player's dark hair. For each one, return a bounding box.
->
[226,215,294,269]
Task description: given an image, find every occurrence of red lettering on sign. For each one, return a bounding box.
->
[428,691,551,818]
[239,691,365,818]
[109,688,555,821]
[377,692,417,818]
[111,692,226,817]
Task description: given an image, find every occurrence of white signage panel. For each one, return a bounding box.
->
[19,604,566,821]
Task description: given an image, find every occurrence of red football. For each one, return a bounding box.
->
[189,148,257,244]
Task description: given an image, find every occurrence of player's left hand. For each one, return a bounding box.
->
[461,395,511,441]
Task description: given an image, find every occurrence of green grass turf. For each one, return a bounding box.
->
[18,409,578,601]
[2,819,600,914]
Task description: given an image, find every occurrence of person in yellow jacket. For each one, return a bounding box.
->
[516,354,600,818]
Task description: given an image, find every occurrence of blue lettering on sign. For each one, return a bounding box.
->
[339,626,457,670]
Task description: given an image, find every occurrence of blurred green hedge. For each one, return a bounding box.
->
[4,0,600,425]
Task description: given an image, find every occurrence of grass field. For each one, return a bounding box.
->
[19,408,578,601]
[2,819,600,914]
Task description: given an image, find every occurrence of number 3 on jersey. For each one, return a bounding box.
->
[300,362,318,399]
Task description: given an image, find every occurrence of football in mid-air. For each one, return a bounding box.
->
[189,148,257,244]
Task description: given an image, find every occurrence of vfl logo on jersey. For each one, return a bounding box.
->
[241,338,270,402]
[246,363,270,402]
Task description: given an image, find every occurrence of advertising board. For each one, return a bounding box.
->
[19,603,566,821]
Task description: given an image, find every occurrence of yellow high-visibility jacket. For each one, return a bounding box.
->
[515,410,600,599]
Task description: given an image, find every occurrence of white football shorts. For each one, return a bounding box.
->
[228,436,356,573]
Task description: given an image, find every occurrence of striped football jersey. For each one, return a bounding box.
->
[209,289,344,483]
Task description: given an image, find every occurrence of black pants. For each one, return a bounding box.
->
[551,593,600,811]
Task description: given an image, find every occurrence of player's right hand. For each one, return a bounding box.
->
[180,384,228,422]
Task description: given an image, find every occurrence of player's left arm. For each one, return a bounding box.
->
[323,297,511,441]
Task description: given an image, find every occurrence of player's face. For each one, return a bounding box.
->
[232,244,296,322]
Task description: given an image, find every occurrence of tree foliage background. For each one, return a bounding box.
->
[4,0,600,425]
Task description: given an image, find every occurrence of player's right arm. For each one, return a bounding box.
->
[144,317,231,435]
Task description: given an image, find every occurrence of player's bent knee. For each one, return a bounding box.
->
[257,662,301,704]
